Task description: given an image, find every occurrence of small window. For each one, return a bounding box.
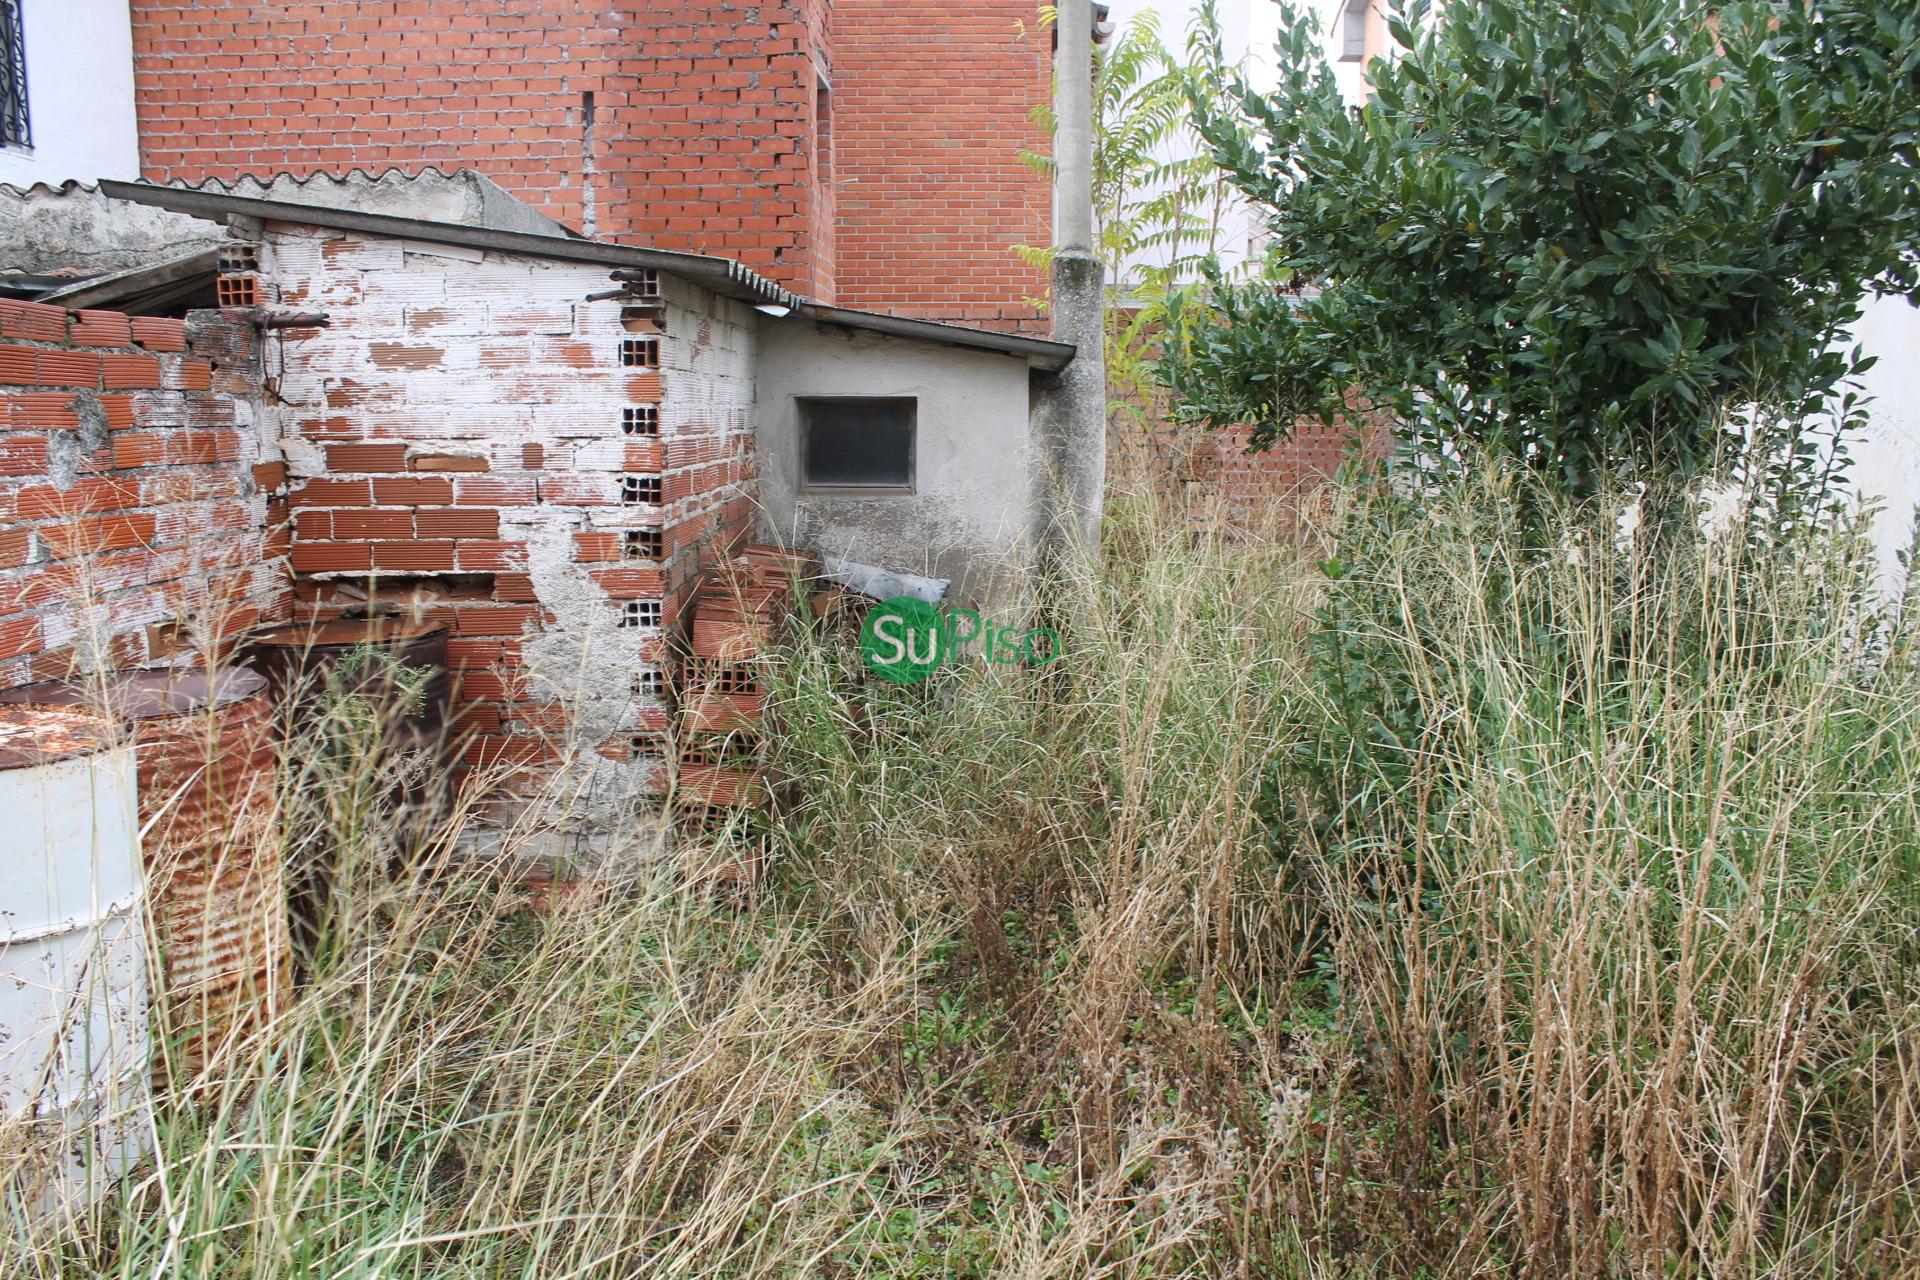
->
[799,397,914,491]
[1340,0,1369,62]
[0,1,27,151]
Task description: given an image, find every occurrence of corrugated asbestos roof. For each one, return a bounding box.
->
[98,179,799,308]
[40,248,221,311]
[95,179,1077,371]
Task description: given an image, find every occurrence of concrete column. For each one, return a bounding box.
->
[1055,0,1095,256]
[1034,0,1107,584]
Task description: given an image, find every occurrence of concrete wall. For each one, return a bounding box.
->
[0,0,140,188]
[754,318,1035,606]
[0,181,222,276]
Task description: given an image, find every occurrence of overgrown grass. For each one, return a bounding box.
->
[7,470,1917,1278]
[1280,470,1920,1275]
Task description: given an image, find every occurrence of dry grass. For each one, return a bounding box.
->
[5,469,1917,1278]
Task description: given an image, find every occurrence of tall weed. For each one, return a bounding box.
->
[8,470,1916,1278]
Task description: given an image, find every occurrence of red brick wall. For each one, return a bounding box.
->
[129,0,835,300]
[593,0,835,301]
[0,300,288,691]
[832,0,1052,331]
[1199,421,1381,527]
[126,1,1050,324]
[1110,383,1388,532]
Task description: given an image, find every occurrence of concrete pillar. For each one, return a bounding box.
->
[1034,0,1107,584]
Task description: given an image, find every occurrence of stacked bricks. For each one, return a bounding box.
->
[128,0,839,302]
[0,300,288,692]
[675,543,818,887]
[256,222,756,839]
[126,0,1051,328]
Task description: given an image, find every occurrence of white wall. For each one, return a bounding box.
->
[755,319,1036,607]
[1100,0,1282,282]
[1844,293,1920,593]
[0,0,140,189]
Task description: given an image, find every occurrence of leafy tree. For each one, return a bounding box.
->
[1164,0,1920,497]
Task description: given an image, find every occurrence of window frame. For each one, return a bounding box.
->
[796,396,917,496]
[0,0,28,152]
[1339,0,1368,62]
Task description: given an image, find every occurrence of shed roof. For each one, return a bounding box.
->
[97,179,1077,371]
[99,179,799,309]
[792,303,1075,372]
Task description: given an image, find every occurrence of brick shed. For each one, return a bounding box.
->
[47,177,1073,858]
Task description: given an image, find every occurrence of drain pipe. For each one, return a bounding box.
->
[1034,0,1108,586]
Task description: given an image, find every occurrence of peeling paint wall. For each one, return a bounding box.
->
[254,223,753,861]
[754,318,1035,607]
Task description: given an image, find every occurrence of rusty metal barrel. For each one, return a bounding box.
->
[0,705,150,1212]
[0,668,287,1082]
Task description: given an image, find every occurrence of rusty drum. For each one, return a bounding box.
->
[1,668,287,1081]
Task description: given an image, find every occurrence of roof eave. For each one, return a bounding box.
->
[792,302,1076,372]
[40,247,221,310]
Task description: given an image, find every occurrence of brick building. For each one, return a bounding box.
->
[0,171,1070,858]
[0,0,1092,862]
[124,0,1053,332]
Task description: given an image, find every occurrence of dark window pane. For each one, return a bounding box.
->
[802,399,913,488]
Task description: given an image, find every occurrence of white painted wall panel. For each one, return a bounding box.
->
[0,0,140,189]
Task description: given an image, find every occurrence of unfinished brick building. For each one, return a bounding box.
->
[0,0,1361,864]
[125,0,1053,332]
